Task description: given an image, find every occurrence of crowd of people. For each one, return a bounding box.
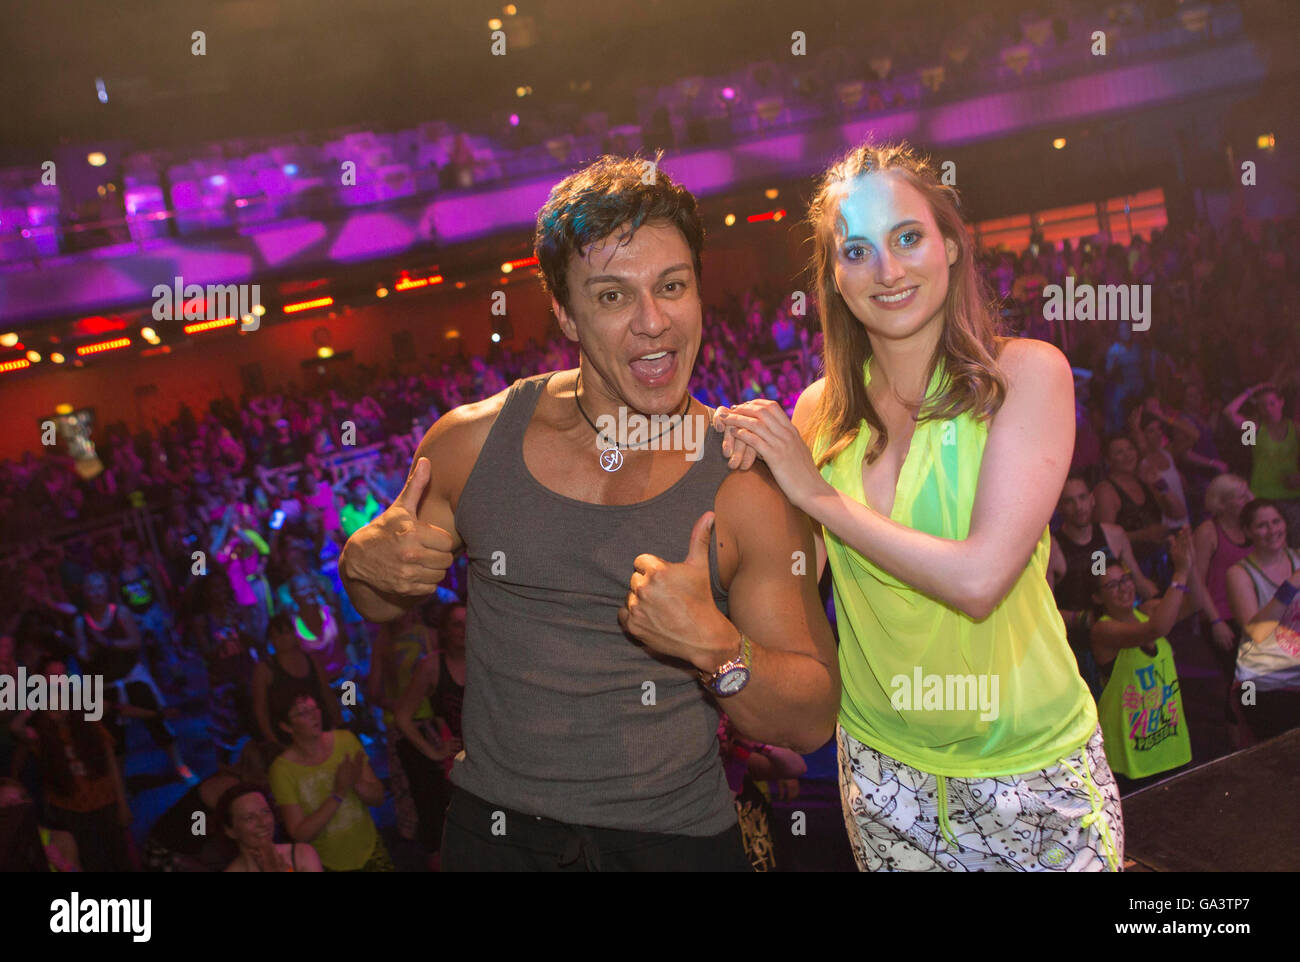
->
[2,205,1298,870]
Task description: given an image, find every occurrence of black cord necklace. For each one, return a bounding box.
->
[574,370,690,473]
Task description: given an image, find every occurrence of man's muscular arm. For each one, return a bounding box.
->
[620,462,840,755]
[706,465,840,753]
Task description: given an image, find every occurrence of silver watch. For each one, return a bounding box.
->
[700,634,753,697]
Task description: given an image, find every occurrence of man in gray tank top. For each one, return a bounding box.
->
[340,155,839,871]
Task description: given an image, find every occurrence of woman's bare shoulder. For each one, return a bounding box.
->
[995,335,1069,376]
[792,378,827,432]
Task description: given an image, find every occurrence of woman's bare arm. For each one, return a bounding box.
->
[1089,584,1186,664]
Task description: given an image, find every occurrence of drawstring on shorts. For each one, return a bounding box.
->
[1060,750,1120,873]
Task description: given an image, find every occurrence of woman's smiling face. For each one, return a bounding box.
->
[1247,506,1287,553]
[830,170,958,345]
[227,792,276,847]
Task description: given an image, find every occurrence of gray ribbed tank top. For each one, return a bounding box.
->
[450,372,737,835]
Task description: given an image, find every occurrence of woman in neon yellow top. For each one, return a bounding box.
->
[716,140,1122,871]
[268,693,392,871]
[1089,529,1198,780]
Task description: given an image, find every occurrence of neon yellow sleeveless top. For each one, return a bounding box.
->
[1095,610,1191,778]
[815,358,1096,777]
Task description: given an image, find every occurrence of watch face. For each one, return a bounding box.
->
[715,665,751,696]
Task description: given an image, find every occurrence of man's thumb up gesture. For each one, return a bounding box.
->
[619,512,735,672]
[339,457,455,600]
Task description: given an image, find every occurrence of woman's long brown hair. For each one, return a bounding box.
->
[803,141,1007,468]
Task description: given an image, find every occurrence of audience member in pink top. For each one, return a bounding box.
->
[1194,473,1256,740]
[1195,474,1256,652]
[299,469,342,536]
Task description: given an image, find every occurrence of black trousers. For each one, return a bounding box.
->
[440,785,751,872]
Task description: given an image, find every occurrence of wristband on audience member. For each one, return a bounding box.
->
[1274,581,1299,608]
[1170,581,1188,593]
[330,793,345,805]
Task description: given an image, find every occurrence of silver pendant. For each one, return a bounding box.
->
[599,447,624,472]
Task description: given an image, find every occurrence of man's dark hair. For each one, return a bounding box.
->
[534,152,705,316]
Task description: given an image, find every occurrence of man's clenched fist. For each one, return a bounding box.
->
[618,511,736,672]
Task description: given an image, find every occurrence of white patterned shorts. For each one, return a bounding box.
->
[837,724,1124,872]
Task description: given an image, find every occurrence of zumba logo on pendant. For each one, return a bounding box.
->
[600,447,624,472]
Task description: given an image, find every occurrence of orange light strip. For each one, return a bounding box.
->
[504,256,538,269]
[76,336,132,356]
[0,358,32,373]
[745,209,787,223]
[395,275,444,292]
[183,317,237,334]
[284,296,334,314]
